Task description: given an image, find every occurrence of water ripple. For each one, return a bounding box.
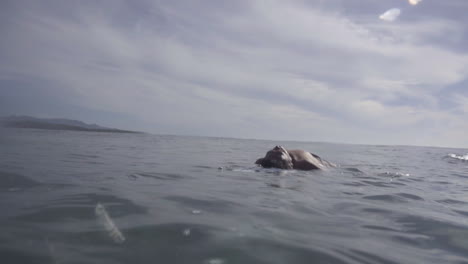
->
[363,193,424,203]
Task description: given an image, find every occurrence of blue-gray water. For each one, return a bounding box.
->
[1,128,468,264]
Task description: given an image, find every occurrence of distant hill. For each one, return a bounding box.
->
[0,116,141,133]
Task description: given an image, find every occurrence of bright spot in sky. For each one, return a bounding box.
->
[379,8,401,22]
[408,0,422,5]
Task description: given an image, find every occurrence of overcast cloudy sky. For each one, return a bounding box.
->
[1,0,468,147]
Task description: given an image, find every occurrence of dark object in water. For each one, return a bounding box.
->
[255,146,334,170]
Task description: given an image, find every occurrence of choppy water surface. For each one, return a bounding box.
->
[1,128,468,264]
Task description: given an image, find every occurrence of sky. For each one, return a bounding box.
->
[1,0,468,148]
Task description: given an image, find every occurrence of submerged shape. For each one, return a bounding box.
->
[255,146,334,170]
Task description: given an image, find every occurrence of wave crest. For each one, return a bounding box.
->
[448,153,468,161]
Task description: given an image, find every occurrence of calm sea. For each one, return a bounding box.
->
[1,128,468,264]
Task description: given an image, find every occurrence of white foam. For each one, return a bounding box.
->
[231,168,256,172]
[382,172,410,177]
[395,172,410,177]
[448,153,468,161]
[95,203,125,244]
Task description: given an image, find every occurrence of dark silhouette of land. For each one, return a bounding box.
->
[0,116,141,133]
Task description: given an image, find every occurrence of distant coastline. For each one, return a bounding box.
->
[0,116,141,134]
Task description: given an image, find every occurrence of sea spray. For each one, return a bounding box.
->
[95,203,126,244]
[448,153,468,161]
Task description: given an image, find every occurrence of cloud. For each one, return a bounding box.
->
[379,8,401,22]
[1,0,468,147]
[408,0,423,6]
[452,94,468,114]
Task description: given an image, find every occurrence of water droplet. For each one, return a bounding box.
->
[95,203,125,244]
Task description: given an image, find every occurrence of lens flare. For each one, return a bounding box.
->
[408,0,422,5]
[379,8,401,22]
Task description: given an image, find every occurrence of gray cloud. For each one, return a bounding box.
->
[1,0,468,147]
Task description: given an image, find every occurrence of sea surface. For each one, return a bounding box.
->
[1,128,468,264]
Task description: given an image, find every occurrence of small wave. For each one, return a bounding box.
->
[0,171,41,190]
[378,172,410,177]
[447,153,468,161]
[128,172,188,181]
[344,167,364,173]
[436,199,468,205]
[363,193,424,203]
[218,166,260,173]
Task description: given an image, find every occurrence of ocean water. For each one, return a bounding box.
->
[1,128,468,264]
